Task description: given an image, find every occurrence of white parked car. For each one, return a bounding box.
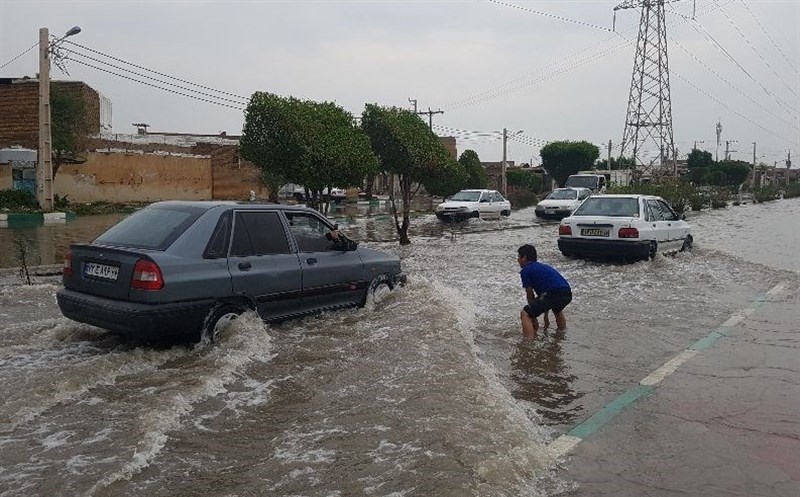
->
[535,187,592,219]
[557,194,693,260]
[435,189,511,222]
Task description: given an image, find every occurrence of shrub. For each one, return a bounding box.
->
[0,189,38,210]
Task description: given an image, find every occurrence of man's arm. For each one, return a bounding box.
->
[525,287,536,305]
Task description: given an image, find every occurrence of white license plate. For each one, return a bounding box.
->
[581,228,610,237]
[84,262,119,281]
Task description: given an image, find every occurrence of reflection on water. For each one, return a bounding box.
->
[0,197,475,268]
[509,332,584,425]
[0,214,126,268]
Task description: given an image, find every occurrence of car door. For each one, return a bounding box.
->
[477,191,496,219]
[491,190,507,217]
[645,199,671,251]
[656,200,686,251]
[228,210,303,319]
[283,211,365,313]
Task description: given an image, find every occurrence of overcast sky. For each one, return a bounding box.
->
[1,0,799,168]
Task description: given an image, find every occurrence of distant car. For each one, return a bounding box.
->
[535,187,592,219]
[557,194,693,260]
[435,189,511,222]
[565,174,607,193]
[57,201,406,343]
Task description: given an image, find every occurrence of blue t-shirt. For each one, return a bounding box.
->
[520,261,570,295]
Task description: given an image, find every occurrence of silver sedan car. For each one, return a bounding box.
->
[57,201,406,342]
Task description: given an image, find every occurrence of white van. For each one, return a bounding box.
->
[565,174,606,193]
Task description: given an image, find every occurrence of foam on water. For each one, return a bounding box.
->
[88,311,274,494]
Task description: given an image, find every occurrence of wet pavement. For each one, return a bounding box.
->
[556,280,799,496]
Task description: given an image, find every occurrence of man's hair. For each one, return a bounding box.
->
[518,244,538,262]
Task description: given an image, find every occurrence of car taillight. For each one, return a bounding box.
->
[63,250,73,278]
[618,227,639,238]
[131,259,164,290]
[559,225,572,236]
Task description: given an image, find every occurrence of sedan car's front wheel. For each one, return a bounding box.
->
[201,303,245,344]
[362,275,393,307]
[680,235,693,252]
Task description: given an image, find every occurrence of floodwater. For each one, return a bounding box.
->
[0,198,798,496]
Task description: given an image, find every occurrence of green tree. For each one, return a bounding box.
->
[593,155,635,171]
[687,148,714,169]
[506,168,542,193]
[423,159,467,200]
[361,104,451,245]
[712,160,751,190]
[540,140,600,187]
[240,92,377,207]
[459,150,487,189]
[51,86,90,178]
[687,167,711,185]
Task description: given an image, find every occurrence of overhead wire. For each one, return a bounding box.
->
[0,41,38,70]
[738,0,798,76]
[59,46,248,107]
[711,0,798,98]
[68,58,246,111]
[487,0,613,32]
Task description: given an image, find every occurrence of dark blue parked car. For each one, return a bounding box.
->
[57,201,406,342]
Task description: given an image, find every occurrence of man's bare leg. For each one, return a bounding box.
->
[555,311,567,331]
[521,309,539,339]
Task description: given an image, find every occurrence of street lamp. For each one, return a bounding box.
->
[37,25,81,212]
[501,128,523,196]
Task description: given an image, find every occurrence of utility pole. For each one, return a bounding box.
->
[502,128,508,195]
[607,139,612,170]
[416,107,443,130]
[751,142,757,188]
[37,27,53,212]
[715,120,722,161]
[725,140,737,161]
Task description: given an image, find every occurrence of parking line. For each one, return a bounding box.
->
[546,280,790,459]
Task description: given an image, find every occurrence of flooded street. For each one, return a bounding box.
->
[0,199,798,496]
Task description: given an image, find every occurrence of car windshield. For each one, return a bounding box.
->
[450,191,481,202]
[94,205,206,250]
[565,176,599,189]
[547,190,578,200]
[572,197,640,217]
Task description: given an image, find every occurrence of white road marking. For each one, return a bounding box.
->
[640,350,699,386]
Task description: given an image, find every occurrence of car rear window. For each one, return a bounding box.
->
[573,197,640,217]
[94,205,206,250]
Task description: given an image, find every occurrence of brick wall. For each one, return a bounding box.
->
[0,79,102,149]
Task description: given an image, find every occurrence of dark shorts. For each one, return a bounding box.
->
[524,288,572,318]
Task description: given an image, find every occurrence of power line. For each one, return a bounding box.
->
[0,41,38,69]
[686,12,797,123]
[62,39,249,101]
[60,46,248,106]
[487,0,613,32]
[69,58,246,111]
[712,0,798,99]
[738,0,798,76]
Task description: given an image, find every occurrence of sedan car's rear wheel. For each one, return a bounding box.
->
[501,210,511,217]
[680,234,693,252]
[201,303,244,344]
[647,241,658,260]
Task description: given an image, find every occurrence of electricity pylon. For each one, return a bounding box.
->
[616,0,677,179]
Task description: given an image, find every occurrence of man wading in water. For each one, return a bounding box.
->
[517,244,572,339]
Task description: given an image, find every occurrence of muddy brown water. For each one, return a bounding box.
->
[0,199,797,496]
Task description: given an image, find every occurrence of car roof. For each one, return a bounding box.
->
[588,194,661,200]
[149,200,315,212]
[555,187,590,191]
[459,189,495,193]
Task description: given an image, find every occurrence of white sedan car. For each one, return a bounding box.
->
[535,187,592,219]
[435,189,511,222]
[557,194,693,260]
